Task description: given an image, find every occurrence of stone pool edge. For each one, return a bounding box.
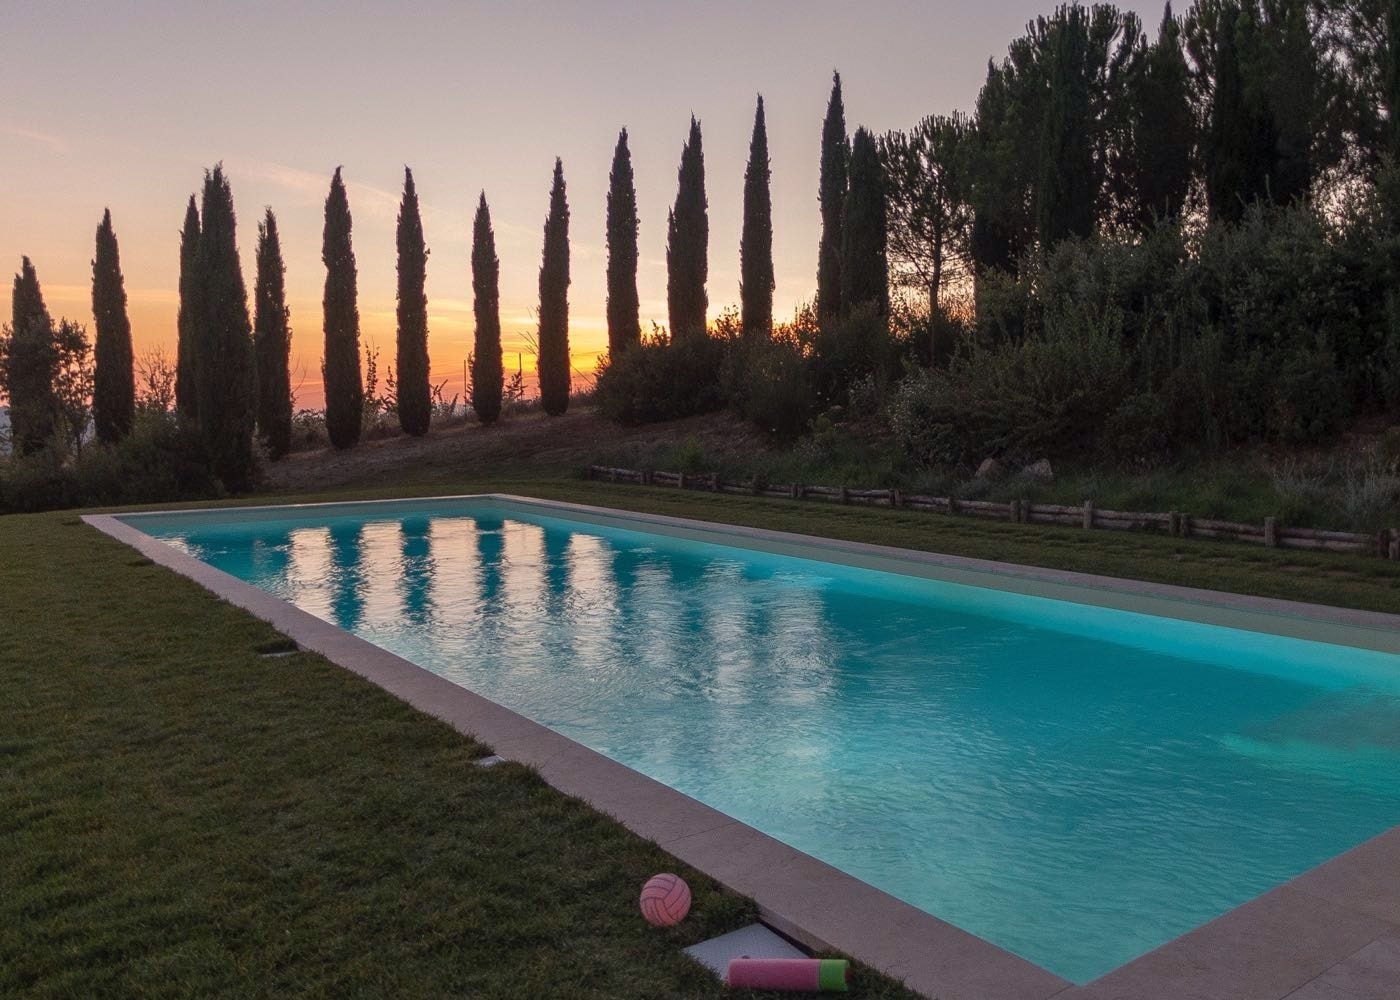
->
[85,495,1400,1000]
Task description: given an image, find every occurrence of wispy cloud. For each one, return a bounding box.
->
[227,157,400,219]
[1,124,69,154]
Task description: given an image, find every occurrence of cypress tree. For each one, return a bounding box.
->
[11,255,49,336]
[1036,6,1097,248]
[194,165,257,491]
[741,95,774,340]
[1127,4,1194,229]
[1382,0,1400,224]
[1388,0,1400,161]
[4,257,58,455]
[254,208,293,460]
[175,195,200,420]
[666,116,709,340]
[606,128,640,358]
[322,167,363,449]
[817,72,849,324]
[395,166,431,437]
[969,62,1021,277]
[1204,3,1274,222]
[537,159,571,417]
[840,128,889,317]
[91,209,135,443]
[471,192,503,426]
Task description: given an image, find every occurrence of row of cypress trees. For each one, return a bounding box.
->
[816,74,889,325]
[7,86,828,477]
[4,213,137,458]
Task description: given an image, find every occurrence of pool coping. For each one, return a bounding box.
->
[83,494,1400,1000]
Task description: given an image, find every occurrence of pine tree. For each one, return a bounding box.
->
[880,114,973,313]
[194,165,257,491]
[471,192,503,426]
[606,129,640,358]
[254,208,293,460]
[840,128,889,317]
[666,116,709,340]
[537,159,571,417]
[91,209,135,443]
[1036,6,1097,248]
[395,167,431,437]
[740,95,774,340]
[322,167,363,448]
[3,257,58,455]
[175,195,200,420]
[817,72,849,323]
[1125,4,1194,229]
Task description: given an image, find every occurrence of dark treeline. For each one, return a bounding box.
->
[601,0,1400,465]
[4,0,1399,513]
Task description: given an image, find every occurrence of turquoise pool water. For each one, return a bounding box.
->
[132,501,1400,983]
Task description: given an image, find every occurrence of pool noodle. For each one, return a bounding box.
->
[725,957,849,991]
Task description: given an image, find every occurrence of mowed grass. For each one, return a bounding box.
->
[0,509,921,999]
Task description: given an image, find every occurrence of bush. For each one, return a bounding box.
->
[1102,392,1171,464]
[0,414,223,514]
[809,302,898,407]
[593,333,727,425]
[889,289,1133,467]
[1271,341,1348,444]
[722,334,816,441]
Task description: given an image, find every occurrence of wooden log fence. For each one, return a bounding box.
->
[587,466,1399,559]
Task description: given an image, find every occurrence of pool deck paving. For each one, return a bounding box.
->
[84,496,1400,1000]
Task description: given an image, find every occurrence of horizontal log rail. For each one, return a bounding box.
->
[585,466,1399,559]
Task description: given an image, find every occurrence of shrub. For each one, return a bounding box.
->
[722,334,816,440]
[1101,392,1171,464]
[809,302,897,407]
[889,289,1133,467]
[593,332,727,425]
[0,414,222,514]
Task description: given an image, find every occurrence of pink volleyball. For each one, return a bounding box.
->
[639,872,691,927]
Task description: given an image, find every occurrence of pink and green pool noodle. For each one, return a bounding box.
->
[725,957,849,992]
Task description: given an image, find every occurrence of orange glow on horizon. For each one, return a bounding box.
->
[39,284,609,411]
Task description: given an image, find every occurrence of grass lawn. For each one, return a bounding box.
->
[5,465,1398,999]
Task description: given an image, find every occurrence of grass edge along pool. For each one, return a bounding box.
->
[118,495,1400,984]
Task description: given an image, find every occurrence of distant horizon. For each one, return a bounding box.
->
[1,1,1161,409]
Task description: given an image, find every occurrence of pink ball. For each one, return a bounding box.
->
[639,872,691,927]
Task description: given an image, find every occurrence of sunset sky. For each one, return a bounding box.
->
[3,1,1159,408]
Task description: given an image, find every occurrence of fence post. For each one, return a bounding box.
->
[610,468,618,483]
[1180,513,1192,539]
[792,483,802,500]
[1010,499,1021,523]
[948,497,958,515]
[711,473,720,492]
[1377,527,1390,559]
[750,475,760,495]
[1264,516,1277,548]
[1083,500,1094,530]
[677,472,686,490]
[891,488,902,509]
[839,486,850,505]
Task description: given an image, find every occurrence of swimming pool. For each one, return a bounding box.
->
[120,497,1400,984]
